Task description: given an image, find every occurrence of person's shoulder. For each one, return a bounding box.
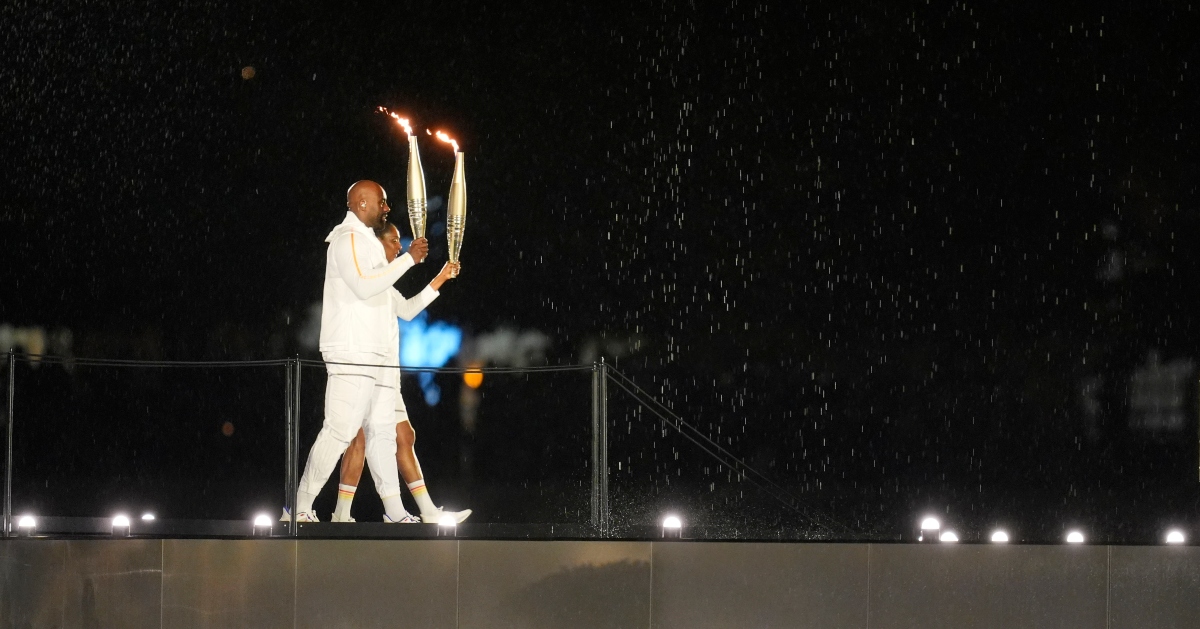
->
[326,216,376,244]
[325,225,354,244]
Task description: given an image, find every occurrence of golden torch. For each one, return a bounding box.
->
[436,131,465,277]
[378,107,427,239]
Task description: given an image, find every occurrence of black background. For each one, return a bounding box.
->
[2,0,1198,540]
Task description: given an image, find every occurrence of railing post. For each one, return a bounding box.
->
[284,358,297,538]
[590,359,610,537]
[590,362,599,533]
[4,351,14,538]
[599,360,608,536]
[290,357,302,538]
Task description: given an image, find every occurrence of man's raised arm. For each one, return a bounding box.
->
[332,232,415,299]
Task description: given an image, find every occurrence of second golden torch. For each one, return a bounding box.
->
[437,131,466,277]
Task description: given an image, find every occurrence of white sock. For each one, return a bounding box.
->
[408,479,438,516]
[334,484,356,520]
[296,489,319,515]
[382,494,410,520]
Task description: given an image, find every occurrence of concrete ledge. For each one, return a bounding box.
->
[2,540,1197,628]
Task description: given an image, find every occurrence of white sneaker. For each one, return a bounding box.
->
[280,508,319,523]
[421,508,472,524]
[383,513,422,523]
[331,513,356,523]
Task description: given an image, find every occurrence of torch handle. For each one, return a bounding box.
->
[447,214,465,265]
[406,199,427,240]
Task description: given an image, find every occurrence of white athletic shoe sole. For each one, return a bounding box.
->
[422,508,472,524]
[280,508,319,523]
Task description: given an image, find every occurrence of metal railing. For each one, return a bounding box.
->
[1,351,848,540]
[1,353,622,537]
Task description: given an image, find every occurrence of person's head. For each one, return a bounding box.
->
[346,180,390,230]
[375,222,402,262]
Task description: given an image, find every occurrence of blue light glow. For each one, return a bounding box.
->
[398,311,463,405]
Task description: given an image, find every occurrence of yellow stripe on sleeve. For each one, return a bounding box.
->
[351,233,364,276]
[349,232,396,280]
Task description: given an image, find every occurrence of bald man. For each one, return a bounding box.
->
[285,180,430,523]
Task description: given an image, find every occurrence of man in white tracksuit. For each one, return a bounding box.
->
[290,180,429,523]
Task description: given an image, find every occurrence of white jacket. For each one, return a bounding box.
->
[319,212,416,356]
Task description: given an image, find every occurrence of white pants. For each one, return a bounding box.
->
[297,353,403,499]
[392,368,411,422]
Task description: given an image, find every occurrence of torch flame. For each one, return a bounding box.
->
[435,131,459,153]
[391,113,414,137]
[376,106,413,136]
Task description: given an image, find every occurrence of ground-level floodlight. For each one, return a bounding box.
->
[17,515,36,537]
[1066,531,1085,544]
[112,514,131,537]
[253,514,273,536]
[662,515,683,539]
[918,516,941,542]
[437,513,458,537]
[1165,530,1186,545]
[990,530,1010,543]
[939,530,959,543]
[141,513,156,522]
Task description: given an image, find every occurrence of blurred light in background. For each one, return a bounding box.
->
[399,312,463,405]
[463,363,484,389]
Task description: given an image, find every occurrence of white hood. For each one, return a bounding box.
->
[324,220,356,244]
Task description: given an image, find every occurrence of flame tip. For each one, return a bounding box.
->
[433,131,460,152]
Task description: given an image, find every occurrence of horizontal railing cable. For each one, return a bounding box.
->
[605,366,851,535]
[13,355,291,368]
[298,358,593,374]
[11,354,593,374]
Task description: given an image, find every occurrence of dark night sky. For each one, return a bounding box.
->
[2,0,1199,539]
